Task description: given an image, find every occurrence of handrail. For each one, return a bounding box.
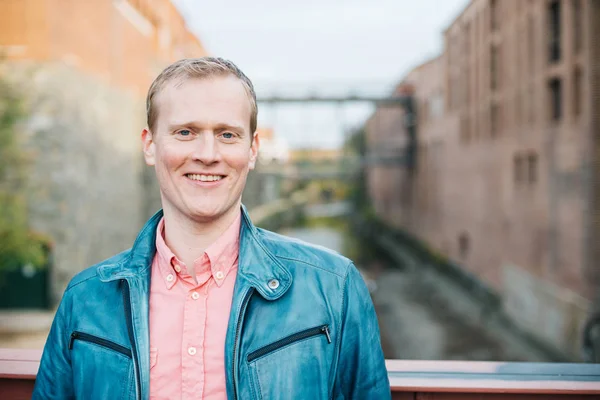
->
[386,359,600,394]
[1,349,600,397]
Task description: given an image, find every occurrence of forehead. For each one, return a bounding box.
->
[154,75,252,129]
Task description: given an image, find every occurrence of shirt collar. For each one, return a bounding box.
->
[203,211,241,287]
[154,211,241,290]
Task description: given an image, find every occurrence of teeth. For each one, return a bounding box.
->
[187,174,223,182]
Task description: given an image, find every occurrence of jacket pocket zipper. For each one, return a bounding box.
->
[69,331,132,359]
[247,324,331,363]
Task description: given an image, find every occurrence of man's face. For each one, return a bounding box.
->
[142,75,259,224]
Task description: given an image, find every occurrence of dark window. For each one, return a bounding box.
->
[491,45,499,90]
[491,102,499,137]
[528,15,535,75]
[458,233,470,258]
[573,0,583,53]
[529,87,535,125]
[514,154,524,183]
[528,153,538,183]
[548,1,561,63]
[548,78,562,121]
[490,0,498,32]
[573,67,583,117]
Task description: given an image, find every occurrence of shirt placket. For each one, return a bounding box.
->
[181,280,210,399]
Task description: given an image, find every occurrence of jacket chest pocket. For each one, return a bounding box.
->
[69,331,135,399]
[247,325,332,400]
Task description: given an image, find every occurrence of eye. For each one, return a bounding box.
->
[221,132,234,139]
[178,129,191,136]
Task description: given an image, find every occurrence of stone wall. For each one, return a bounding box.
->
[9,62,148,302]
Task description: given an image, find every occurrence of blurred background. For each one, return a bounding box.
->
[1,0,599,364]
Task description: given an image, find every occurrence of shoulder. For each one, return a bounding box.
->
[255,227,352,278]
[65,248,132,292]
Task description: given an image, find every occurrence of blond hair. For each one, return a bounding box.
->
[146,57,257,134]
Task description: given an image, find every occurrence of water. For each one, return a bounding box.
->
[280,222,555,362]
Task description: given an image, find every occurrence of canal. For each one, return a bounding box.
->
[279,216,557,363]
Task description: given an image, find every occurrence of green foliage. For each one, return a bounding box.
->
[0,65,48,271]
[343,127,370,212]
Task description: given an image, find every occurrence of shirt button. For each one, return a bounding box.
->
[166,274,174,282]
[268,279,280,290]
[191,292,200,300]
[215,271,224,280]
[174,265,181,273]
[188,347,197,356]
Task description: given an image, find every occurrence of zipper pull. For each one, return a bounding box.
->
[321,326,332,344]
[69,332,78,350]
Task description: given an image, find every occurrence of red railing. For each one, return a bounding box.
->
[1,349,599,399]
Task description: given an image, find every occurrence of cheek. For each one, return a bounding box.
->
[156,144,189,171]
[224,148,253,172]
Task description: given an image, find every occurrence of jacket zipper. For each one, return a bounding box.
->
[68,331,132,358]
[122,279,141,400]
[233,288,254,400]
[247,325,332,363]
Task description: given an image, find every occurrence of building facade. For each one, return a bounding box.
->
[0,0,207,301]
[366,0,600,360]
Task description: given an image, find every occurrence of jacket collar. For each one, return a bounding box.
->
[97,205,292,300]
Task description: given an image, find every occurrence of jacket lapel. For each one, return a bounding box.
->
[97,210,161,400]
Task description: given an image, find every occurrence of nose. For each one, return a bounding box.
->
[192,133,220,165]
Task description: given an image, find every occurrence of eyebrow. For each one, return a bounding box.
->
[168,122,246,134]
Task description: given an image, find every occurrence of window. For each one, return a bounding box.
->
[514,154,524,184]
[528,87,535,126]
[491,102,500,137]
[573,0,583,53]
[528,15,535,75]
[490,0,498,32]
[548,1,561,63]
[458,233,470,259]
[491,44,499,91]
[548,78,562,121]
[528,153,538,183]
[514,152,538,185]
[573,67,583,117]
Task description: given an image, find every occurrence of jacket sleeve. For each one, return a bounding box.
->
[32,290,75,399]
[332,263,391,399]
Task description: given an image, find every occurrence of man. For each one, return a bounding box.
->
[33,57,390,399]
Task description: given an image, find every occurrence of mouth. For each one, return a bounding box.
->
[185,173,225,182]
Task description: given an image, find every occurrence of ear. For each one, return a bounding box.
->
[248,132,260,170]
[142,128,156,166]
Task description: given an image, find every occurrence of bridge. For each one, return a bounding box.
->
[256,86,419,171]
[256,94,412,106]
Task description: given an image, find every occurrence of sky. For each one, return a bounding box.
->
[173,0,470,149]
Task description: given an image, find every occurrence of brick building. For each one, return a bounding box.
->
[0,0,207,301]
[0,0,206,95]
[366,0,600,360]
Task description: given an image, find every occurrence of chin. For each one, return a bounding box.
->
[186,205,230,222]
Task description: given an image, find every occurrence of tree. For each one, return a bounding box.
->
[0,64,47,271]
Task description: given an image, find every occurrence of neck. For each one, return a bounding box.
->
[162,204,241,275]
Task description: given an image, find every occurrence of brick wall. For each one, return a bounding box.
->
[366,0,598,359]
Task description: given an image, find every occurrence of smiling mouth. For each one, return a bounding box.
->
[185,174,225,182]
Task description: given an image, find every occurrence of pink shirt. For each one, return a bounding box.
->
[149,212,240,399]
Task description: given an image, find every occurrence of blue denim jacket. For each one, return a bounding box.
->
[33,207,390,399]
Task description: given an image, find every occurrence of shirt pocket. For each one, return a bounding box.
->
[150,347,158,369]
